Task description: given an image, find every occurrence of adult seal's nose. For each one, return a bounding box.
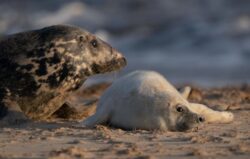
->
[120,57,127,66]
[111,47,127,67]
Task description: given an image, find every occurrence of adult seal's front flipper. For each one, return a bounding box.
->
[0,101,30,126]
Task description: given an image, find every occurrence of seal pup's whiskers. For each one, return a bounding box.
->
[80,70,234,131]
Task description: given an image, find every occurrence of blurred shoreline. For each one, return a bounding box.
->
[1,0,250,87]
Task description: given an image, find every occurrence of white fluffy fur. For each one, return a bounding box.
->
[80,71,234,130]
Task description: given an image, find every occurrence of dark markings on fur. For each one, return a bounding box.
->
[26,51,35,58]
[20,64,34,71]
[32,51,62,76]
[27,48,45,58]
[60,63,71,81]
[0,25,86,120]
[48,52,61,65]
[49,43,55,48]
[0,88,8,119]
[46,63,75,88]
[36,48,45,57]
[35,58,48,76]
[32,52,62,76]
[0,58,40,97]
[0,25,126,120]
[91,63,100,73]
[46,73,58,88]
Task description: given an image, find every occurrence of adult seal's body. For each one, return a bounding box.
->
[81,71,234,131]
[0,25,126,122]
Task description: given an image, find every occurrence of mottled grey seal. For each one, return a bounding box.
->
[0,25,126,122]
[81,71,234,131]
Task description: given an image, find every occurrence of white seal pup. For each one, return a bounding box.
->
[80,71,234,131]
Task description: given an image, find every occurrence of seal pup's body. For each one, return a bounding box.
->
[82,71,234,131]
[82,71,202,131]
[0,25,126,122]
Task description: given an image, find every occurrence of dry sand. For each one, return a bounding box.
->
[0,83,250,159]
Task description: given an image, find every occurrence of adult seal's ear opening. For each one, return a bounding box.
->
[0,24,127,122]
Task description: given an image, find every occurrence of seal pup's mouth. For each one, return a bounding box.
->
[171,112,204,132]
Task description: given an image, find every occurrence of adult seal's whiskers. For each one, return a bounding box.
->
[0,25,126,123]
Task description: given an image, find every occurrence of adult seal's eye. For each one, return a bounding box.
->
[176,106,184,112]
[90,39,98,48]
[79,36,84,42]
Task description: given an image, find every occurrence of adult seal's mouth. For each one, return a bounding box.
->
[116,56,127,68]
[0,24,128,121]
[90,47,127,74]
[110,47,127,71]
[91,56,127,74]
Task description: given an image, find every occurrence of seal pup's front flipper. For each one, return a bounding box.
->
[188,103,234,123]
[179,87,234,123]
[179,86,192,99]
[79,106,110,128]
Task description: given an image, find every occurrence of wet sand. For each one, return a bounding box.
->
[0,84,250,159]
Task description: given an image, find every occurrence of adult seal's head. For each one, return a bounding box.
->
[0,25,126,120]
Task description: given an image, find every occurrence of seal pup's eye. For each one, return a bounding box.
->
[176,106,184,112]
[198,116,205,123]
[90,39,98,48]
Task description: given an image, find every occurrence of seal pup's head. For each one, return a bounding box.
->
[130,71,204,132]
[166,97,204,131]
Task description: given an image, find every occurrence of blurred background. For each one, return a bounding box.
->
[0,0,250,87]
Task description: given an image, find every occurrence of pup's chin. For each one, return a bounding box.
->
[170,122,197,132]
[176,124,191,132]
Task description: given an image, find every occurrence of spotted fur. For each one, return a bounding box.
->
[0,25,126,120]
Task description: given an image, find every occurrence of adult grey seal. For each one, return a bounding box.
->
[0,25,126,123]
[81,71,234,131]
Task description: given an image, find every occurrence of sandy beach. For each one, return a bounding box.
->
[0,1,250,159]
[0,83,249,159]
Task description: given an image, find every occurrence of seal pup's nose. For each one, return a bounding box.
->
[198,116,205,123]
